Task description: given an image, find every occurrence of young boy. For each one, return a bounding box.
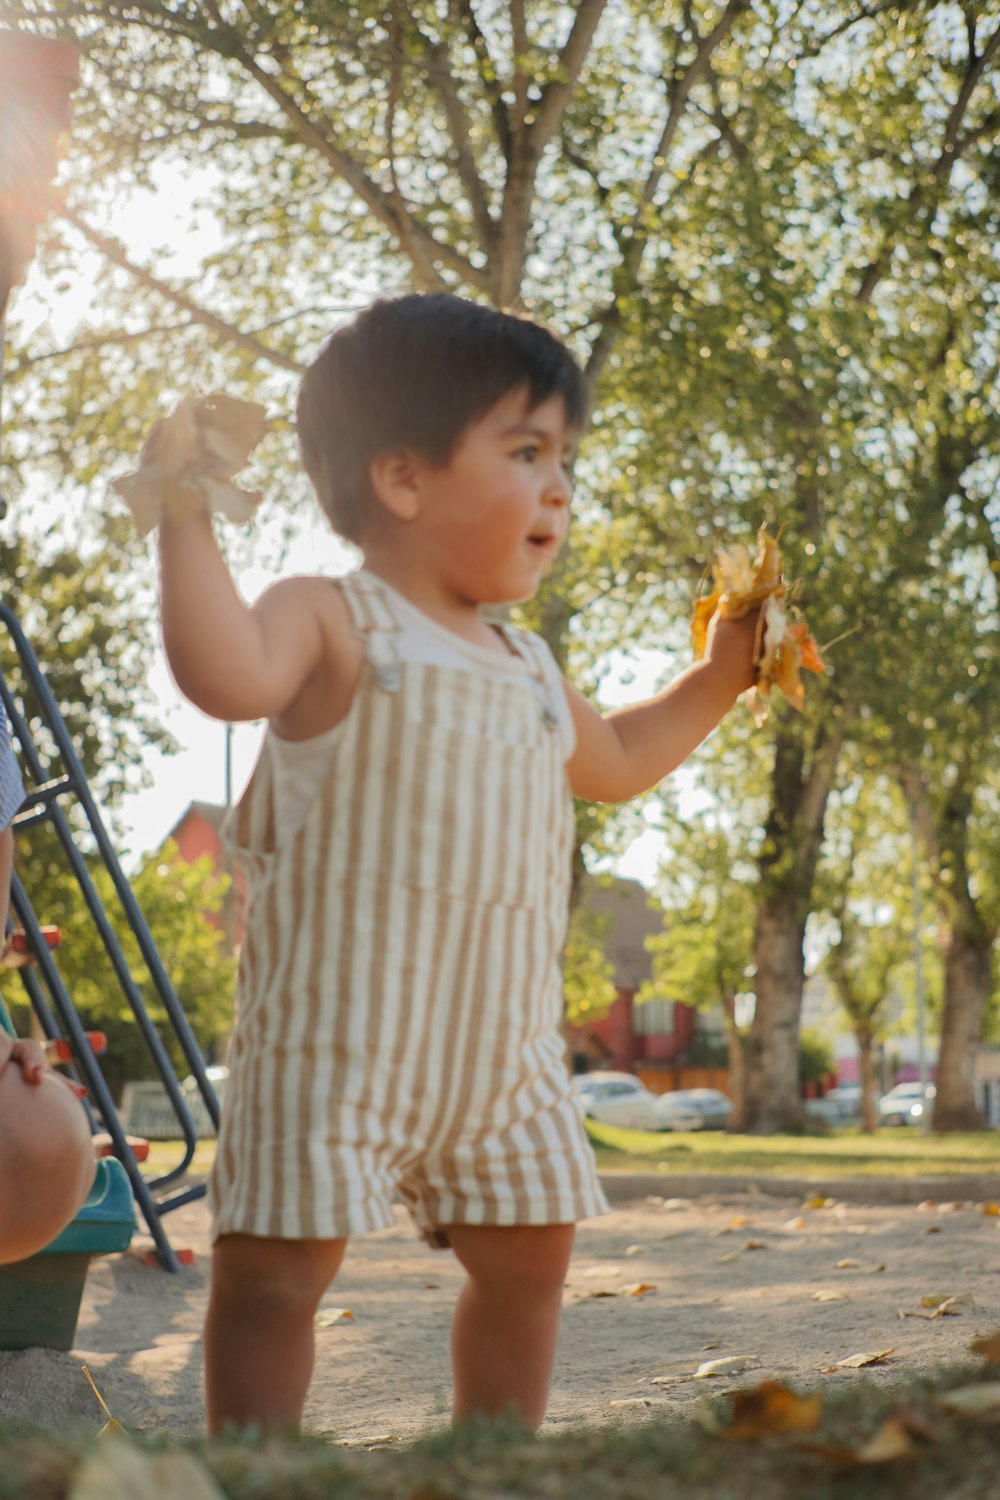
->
[136,293,756,1435]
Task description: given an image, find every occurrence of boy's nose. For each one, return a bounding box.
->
[546,465,573,506]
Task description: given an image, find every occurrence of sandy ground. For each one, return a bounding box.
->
[1,1182,999,1443]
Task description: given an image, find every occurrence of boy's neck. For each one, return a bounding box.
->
[360,549,508,652]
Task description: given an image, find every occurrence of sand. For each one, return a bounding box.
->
[1,1184,998,1443]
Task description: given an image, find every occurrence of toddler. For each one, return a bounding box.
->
[140,293,757,1435]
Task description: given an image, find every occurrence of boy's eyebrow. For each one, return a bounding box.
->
[499,421,573,447]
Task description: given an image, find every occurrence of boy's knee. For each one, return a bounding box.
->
[211,1234,346,1314]
[449,1223,574,1302]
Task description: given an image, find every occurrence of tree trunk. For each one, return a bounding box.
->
[724,1014,748,1132]
[856,1024,878,1134]
[744,902,807,1132]
[744,716,848,1132]
[934,923,992,1131]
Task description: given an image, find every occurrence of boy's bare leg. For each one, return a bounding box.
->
[446,1223,575,1429]
[205,1233,347,1435]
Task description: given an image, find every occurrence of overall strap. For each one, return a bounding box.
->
[335,571,403,692]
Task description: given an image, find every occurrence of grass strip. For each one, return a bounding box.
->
[1,1364,999,1500]
[584,1120,1000,1180]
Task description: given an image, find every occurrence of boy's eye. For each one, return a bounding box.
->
[514,446,539,462]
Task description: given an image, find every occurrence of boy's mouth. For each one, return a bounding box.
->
[527,531,560,552]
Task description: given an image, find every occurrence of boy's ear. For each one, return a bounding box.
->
[369,449,424,523]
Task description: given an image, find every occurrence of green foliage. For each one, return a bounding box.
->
[3,842,235,1097]
[563,900,617,1026]
[798,1026,834,1086]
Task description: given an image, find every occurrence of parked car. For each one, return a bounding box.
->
[650,1088,732,1132]
[571,1071,660,1129]
[878,1081,935,1127]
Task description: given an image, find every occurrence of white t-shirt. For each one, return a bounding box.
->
[269,571,575,832]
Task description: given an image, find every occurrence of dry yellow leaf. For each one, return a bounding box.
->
[624,1282,657,1297]
[812,1290,849,1302]
[937,1382,1000,1416]
[315,1307,353,1327]
[694,1355,760,1379]
[81,1366,126,1438]
[836,1259,885,1273]
[836,1349,895,1369]
[970,1330,1000,1363]
[719,1380,823,1440]
[784,1216,807,1231]
[690,526,825,725]
[852,1416,918,1464]
[978,1202,1000,1217]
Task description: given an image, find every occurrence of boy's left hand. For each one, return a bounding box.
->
[704,607,761,699]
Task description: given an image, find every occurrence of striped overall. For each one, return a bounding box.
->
[209,570,607,1242]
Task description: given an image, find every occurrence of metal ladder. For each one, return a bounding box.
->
[1,606,221,1271]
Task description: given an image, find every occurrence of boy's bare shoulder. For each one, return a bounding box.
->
[257,574,364,741]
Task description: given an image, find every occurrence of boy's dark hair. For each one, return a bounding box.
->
[296,293,587,542]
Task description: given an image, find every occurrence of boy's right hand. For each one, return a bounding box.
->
[704,605,761,700]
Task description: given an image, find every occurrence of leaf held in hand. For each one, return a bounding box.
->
[690,525,825,725]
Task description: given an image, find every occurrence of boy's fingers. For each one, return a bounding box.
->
[9,1039,48,1083]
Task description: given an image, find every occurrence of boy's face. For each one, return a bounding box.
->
[412,386,576,607]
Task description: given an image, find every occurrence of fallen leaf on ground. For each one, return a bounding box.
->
[718,1250,742,1264]
[923,1224,942,1234]
[694,1355,760,1379]
[81,1366,126,1437]
[836,1349,895,1369]
[716,1380,823,1440]
[937,1382,1000,1416]
[852,1415,920,1463]
[804,1195,833,1211]
[625,1282,657,1297]
[969,1330,1000,1362]
[70,1444,225,1500]
[315,1308,353,1327]
[731,1215,750,1229]
[784,1216,807,1231]
[922,1293,973,1318]
[835,1259,885,1273]
[624,1244,645,1257]
[812,1290,849,1302]
[583,1263,622,1278]
[978,1201,1000,1217]
[580,1289,619,1299]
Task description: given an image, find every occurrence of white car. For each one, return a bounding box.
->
[571,1072,660,1129]
[651,1088,732,1132]
[878,1081,935,1127]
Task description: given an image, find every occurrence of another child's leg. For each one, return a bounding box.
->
[205,1233,346,1435]
[445,1223,575,1428]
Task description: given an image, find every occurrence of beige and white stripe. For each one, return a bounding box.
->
[209,570,607,1242]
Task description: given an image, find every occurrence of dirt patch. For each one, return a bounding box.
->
[1,1187,998,1441]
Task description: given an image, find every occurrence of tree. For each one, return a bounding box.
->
[4,842,236,1098]
[815,770,912,1132]
[644,783,760,1127]
[607,0,1000,1129]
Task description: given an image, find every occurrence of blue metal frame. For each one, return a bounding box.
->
[1,602,222,1271]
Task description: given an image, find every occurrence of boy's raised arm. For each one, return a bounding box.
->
[159,512,327,723]
[564,611,758,803]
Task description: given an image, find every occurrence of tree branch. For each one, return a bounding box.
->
[530,0,611,157]
[856,20,1000,303]
[195,1,487,290]
[409,19,497,250]
[61,208,307,374]
[452,0,512,162]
